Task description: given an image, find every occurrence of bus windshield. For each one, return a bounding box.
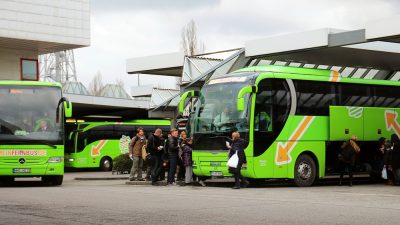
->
[192,80,251,150]
[0,85,63,145]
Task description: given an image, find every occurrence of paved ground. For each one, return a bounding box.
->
[1,172,400,225]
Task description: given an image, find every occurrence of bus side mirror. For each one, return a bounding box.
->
[63,100,73,118]
[237,85,257,112]
[179,90,199,113]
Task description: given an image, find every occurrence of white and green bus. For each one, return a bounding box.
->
[180,65,400,186]
[65,120,171,171]
[0,81,72,185]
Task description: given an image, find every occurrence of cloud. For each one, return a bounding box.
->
[92,0,221,12]
[75,0,400,93]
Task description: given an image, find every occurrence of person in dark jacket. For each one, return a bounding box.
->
[384,138,394,185]
[182,138,193,185]
[338,135,360,186]
[167,129,180,185]
[177,131,187,182]
[390,134,400,185]
[147,128,164,185]
[228,131,249,189]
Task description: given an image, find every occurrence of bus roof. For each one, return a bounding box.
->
[0,80,62,88]
[234,65,400,86]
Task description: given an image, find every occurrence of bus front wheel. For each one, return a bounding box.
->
[100,157,112,171]
[294,154,316,187]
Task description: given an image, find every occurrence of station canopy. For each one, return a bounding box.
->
[125,16,400,117]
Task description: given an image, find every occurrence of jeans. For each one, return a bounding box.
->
[185,166,193,184]
[168,155,178,184]
[339,162,353,183]
[231,163,247,187]
[151,154,162,183]
[129,156,143,180]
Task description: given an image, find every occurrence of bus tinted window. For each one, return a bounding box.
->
[339,83,373,107]
[254,79,291,156]
[294,80,337,116]
[374,85,400,108]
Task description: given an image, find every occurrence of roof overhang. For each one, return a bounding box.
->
[65,94,150,119]
[0,37,87,54]
[126,52,185,77]
[245,16,400,71]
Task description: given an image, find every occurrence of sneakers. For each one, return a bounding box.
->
[168,182,177,186]
[198,180,206,187]
[129,178,137,181]
[137,178,144,181]
[232,186,240,189]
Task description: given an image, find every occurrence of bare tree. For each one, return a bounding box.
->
[115,77,125,89]
[88,71,104,96]
[181,20,205,56]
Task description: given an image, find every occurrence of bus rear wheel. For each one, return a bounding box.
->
[294,154,316,187]
[42,175,63,186]
[100,157,112,171]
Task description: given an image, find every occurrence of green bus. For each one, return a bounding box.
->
[0,81,72,185]
[64,120,171,171]
[180,65,400,186]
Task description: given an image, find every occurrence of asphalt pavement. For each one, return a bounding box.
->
[0,172,399,225]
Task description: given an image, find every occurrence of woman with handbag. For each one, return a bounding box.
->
[228,131,249,189]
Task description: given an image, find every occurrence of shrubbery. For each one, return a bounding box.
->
[112,153,132,174]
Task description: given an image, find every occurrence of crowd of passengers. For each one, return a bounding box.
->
[127,127,400,188]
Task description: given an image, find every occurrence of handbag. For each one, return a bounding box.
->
[382,167,388,180]
[227,150,239,168]
[141,140,148,159]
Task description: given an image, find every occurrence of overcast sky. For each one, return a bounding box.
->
[74,0,399,93]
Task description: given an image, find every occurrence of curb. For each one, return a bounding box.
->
[125,181,168,185]
[75,177,129,181]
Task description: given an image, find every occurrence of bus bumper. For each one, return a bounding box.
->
[0,163,64,177]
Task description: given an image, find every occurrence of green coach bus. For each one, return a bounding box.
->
[180,65,400,186]
[64,120,171,171]
[0,81,72,185]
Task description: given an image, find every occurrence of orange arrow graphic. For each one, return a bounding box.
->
[385,110,400,137]
[91,140,108,157]
[275,116,315,165]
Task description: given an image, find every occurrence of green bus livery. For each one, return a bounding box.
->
[0,81,72,185]
[180,65,400,186]
[64,120,171,171]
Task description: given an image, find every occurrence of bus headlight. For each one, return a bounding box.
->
[68,158,74,162]
[48,157,64,163]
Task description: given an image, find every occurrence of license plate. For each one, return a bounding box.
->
[210,171,223,176]
[13,168,31,173]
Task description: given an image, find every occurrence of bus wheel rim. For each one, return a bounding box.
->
[298,162,311,180]
[103,159,111,168]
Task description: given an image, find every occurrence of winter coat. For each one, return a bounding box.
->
[168,136,179,156]
[182,144,193,167]
[383,142,393,166]
[392,142,400,169]
[228,138,247,166]
[339,141,357,166]
[129,135,146,157]
[147,134,162,156]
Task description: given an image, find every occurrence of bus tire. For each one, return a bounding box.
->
[0,176,14,186]
[294,154,316,187]
[100,157,112,171]
[43,175,63,186]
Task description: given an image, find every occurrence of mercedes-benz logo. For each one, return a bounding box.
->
[19,158,25,164]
